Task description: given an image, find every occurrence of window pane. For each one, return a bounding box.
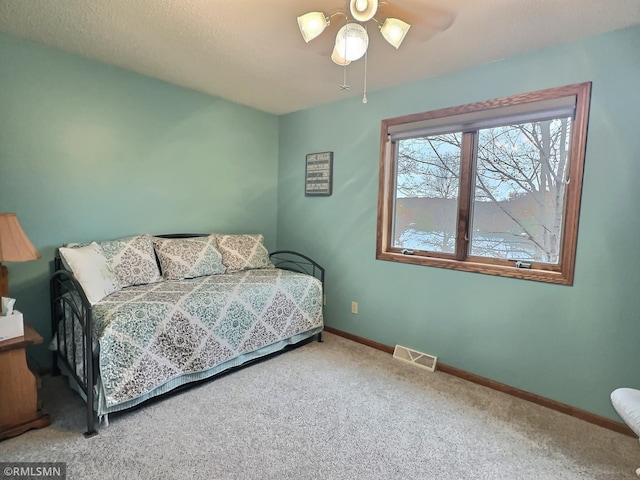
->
[470,119,572,263]
[393,134,462,254]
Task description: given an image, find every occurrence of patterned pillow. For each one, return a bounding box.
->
[152,235,225,280]
[58,242,121,305]
[214,234,274,273]
[98,234,162,287]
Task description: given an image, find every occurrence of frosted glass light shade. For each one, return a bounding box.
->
[380,18,410,48]
[331,47,351,66]
[297,12,329,43]
[335,23,369,62]
[349,0,378,22]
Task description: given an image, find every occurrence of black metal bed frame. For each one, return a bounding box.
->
[49,234,325,438]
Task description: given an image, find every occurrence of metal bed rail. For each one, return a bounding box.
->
[50,255,98,437]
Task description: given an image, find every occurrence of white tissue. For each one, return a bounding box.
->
[1,297,16,316]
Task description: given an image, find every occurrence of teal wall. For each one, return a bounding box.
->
[2,24,639,422]
[0,33,279,366]
[277,25,640,420]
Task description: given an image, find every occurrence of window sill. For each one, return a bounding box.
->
[376,251,572,285]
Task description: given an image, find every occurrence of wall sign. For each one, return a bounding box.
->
[305,151,333,197]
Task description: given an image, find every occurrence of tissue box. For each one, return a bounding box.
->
[0,310,24,341]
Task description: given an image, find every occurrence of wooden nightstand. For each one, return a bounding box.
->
[0,323,51,440]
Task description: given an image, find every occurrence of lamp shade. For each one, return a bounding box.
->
[380,18,410,48]
[0,213,40,262]
[297,12,329,43]
[349,0,378,22]
[335,23,369,62]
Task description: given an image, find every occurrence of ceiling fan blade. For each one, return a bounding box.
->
[378,1,456,34]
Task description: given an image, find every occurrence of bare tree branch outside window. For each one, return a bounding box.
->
[394,119,571,263]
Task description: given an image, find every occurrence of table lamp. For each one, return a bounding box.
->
[0,213,41,298]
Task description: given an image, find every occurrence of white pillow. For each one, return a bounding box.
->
[58,242,121,305]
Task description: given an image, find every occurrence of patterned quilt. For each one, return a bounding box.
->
[91,268,323,409]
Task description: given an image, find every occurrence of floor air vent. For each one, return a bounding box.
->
[393,345,438,372]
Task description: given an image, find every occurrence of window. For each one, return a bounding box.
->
[376,83,591,285]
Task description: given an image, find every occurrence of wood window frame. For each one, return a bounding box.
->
[376,82,592,285]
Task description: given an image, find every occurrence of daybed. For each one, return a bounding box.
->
[50,233,324,437]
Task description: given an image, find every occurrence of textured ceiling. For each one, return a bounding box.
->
[1,0,639,114]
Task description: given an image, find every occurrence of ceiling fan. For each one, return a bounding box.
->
[296,0,455,102]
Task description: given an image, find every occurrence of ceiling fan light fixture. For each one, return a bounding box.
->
[297,2,413,103]
[297,12,329,43]
[380,18,410,49]
[335,23,369,62]
[349,0,378,22]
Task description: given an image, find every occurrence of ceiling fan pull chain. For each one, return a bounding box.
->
[340,62,350,91]
[340,17,350,91]
[362,30,368,103]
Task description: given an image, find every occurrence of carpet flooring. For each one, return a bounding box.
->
[1,333,638,479]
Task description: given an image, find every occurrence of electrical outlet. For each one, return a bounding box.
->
[351,301,358,314]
